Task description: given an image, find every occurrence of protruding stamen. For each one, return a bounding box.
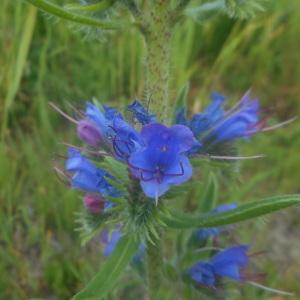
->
[247,281,295,297]
[155,189,159,206]
[53,166,71,186]
[203,154,266,160]
[260,116,298,132]
[59,142,110,157]
[49,102,79,124]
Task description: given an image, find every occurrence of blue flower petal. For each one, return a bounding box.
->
[140,178,170,198]
[211,245,250,280]
[112,117,143,160]
[164,154,192,185]
[66,148,121,197]
[189,262,216,286]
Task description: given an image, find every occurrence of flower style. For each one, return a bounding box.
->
[188,245,250,287]
[128,123,197,200]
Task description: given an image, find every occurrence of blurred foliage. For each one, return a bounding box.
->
[0,0,299,299]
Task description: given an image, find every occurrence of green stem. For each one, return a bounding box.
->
[146,232,163,299]
[142,2,173,123]
[140,3,175,298]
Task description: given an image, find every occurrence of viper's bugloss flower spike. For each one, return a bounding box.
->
[127,100,156,125]
[193,203,237,241]
[83,194,105,214]
[128,123,198,199]
[65,148,120,197]
[188,245,250,287]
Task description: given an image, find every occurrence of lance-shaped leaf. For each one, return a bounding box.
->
[73,235,139,300]
[161,194,300,229]
[25,0,135,30]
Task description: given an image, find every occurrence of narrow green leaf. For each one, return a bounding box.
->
[24,0,134,30]
[161,194,300,229]
[2,5,37,138]
[199,172,218,212]
[73,235,139,300]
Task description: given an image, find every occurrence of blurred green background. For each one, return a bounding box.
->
[1,0,300,299]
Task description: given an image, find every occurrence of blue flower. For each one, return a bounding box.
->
[189,245,250,287]
[193,203,237,241]
[100,225,122,256]
[65,148,120,197]
[207,93,259,143]
[84,102,123,139]
[111,117,144,160]
[128,123,197,199]
[176,91,260,153]
[127,100,156,125]
[190,92,225,138]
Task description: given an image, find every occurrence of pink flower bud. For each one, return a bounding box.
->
[83,194,105,214]
[77,120,102,146]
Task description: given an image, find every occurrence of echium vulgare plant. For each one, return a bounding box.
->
[26,0,300,299]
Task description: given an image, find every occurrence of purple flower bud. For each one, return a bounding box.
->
[77,120,102,146]
[83,194,105,214]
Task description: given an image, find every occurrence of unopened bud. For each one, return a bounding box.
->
[83,194,105,214]
[77,120,102,146]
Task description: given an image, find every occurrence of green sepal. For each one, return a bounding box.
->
[72,234,139,300]
[75,210,111,246]
[160,194,300,229]
[100,156,130,186]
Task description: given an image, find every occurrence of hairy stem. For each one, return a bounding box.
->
[141,2,175,299]
[146,231,163,299]
[142,2,173,123]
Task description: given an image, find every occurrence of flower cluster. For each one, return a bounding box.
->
[61,91,272,206]
[54,91,294,294]
[64,100,199,203]
[188,245,250,287]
